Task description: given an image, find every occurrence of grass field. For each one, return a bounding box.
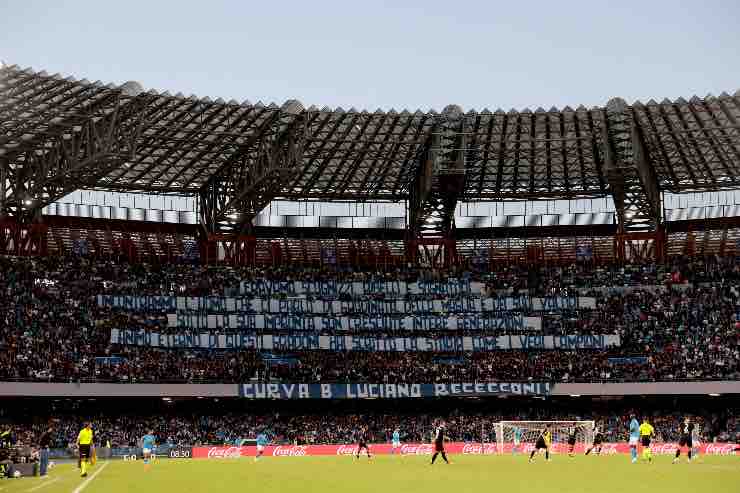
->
[1,455,738,493]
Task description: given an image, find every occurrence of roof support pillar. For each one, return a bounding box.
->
[406,106,467,265]
[0,77,148,221]
[604,98,663,261]
[198,101,304,236]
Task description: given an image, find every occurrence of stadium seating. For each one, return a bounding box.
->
[8,398,738,448]
[0,256,738,383]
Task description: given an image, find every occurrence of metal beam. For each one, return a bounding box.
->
[199,104,304,234]
[603,98,662,240]
[1,92,149,219]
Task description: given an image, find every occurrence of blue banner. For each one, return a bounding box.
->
[238,382,551,399]
[607,357,648,365]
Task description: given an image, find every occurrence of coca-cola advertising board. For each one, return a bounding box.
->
[192,442,737,458]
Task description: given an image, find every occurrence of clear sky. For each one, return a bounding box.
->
[1,0,738,112]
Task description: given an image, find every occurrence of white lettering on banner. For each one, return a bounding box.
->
[400,444,434,455]
[207,447,242,459]
[272,446,307,457]
[704,444,737,455]
[462,443,497,455]
[110,329,620,351]
[299,384,310,399]
[385,384,396,399]
[336,445,356,456]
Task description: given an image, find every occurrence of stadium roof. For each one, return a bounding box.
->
[1,64,739,233]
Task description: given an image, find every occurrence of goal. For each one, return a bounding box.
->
[495,421,595,454]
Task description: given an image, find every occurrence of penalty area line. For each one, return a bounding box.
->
[71,461,110,493]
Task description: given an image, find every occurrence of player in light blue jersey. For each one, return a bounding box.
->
[391,428,401,456]
[629,414,640,463]
[141,430,157,470]
[255,432,269,461]
[513,427,523,455]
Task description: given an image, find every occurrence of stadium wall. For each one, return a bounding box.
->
[191,443,739,458]
[41,443,740,461]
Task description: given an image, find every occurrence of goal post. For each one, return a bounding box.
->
[495,421,595,455]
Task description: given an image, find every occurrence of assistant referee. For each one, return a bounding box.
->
[77,422,94,478]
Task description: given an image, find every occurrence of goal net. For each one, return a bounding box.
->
[495,421,595,455]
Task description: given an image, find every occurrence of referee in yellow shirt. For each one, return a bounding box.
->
[77,422,94,477]
[639,418,655,463]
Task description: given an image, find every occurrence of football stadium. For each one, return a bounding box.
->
[1,4,740,493]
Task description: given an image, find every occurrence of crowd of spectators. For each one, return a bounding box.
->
[0,255,739,383]
[9,407,738,449]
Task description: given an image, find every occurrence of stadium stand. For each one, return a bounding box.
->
[0,257,738,383]
[1,64,739,469]
[6,396,739,447]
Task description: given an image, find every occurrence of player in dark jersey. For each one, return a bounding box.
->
[355,426,371,460]
[430,423,450,465]
[673,418,694,463]
[567,427,577,457]
[529,425,551,463]
[585,427,604,456]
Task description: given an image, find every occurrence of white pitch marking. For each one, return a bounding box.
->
[25,476,60,492]
[71,461,109,493]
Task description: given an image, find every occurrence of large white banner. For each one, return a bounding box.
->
[110,329,620,352]
[163,313,543,331]
[98,295,596,315]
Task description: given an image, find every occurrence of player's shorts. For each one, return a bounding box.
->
[257,445,265,452]
[434,441,445,452]
[629,436,639,446]
[568,438,577,446]
[678,435,692,448]
[142,448,152,455]
[641,436,651,447]
[513,438,521,446]
[392,440,400,448]
[79,444,91,459]
[535,438,547,450]
[594,435,603,445]
[358,442,368,450]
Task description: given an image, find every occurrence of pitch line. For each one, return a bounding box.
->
[25,476,60,492]
[71,461,109,493]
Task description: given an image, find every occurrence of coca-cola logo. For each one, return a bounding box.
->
[598,443,619,455]
[461,443,497,455]
[400,444,433,455]
[272,446,307,457]
[207,447,242,459]
[704,444,737,455]
[336,445,357,456]
[650,443,678,455]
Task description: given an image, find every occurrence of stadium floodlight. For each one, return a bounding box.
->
[708,393,721,397]
[569,394,581,397]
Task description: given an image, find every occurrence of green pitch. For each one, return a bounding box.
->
[2,455,738,493]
